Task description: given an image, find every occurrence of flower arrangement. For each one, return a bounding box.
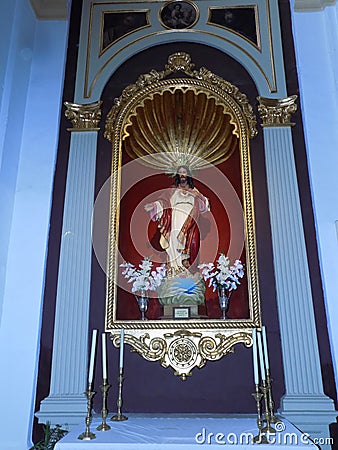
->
[120,257,166,293]
[198,253,245,293]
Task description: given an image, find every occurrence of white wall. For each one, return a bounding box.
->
[0,0,68,448]
[291,1,338,391]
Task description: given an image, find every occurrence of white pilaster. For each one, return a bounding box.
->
[262,123,336,443]
[37,130,99,427]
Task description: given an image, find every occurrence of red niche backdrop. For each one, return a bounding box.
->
[116,145,249,321]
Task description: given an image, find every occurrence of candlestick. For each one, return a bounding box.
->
[252,328,259,385]
[257,331,266,381]
[251,384,268,444]
[261,380,276,435]
[266,369,279,424]
[78,383,96,440]
[102,333,107,380]
[261,326,270,371]
[88,329,98,384]
[97,379,111,431]
[119,328,124,369]
[110,367,128,421]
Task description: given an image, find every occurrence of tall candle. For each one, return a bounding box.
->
[261,326,270,371]
[119,328,125,369]
[102,332,107,380]
[257,331,266,381]
[88,329,98,384]
[252,328,259,385]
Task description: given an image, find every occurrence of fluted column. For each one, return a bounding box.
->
[36,101,102,427]
[257,96,336,441]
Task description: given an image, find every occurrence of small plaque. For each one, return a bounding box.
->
[173,306,191,319]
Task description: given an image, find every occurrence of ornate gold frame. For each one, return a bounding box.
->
[104,53,260,380]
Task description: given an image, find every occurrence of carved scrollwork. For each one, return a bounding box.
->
[199,332,252,360]
[165,52,195,73]
[111,333,167,361]
[111,330,252,380]
[105,52,257,140]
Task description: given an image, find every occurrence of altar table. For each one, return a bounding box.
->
[54,415,316,449]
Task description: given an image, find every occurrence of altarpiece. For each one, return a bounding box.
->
[102,52,261,380]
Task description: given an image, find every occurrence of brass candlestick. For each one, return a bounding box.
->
[78,384,96,440]
[110,368,128,421]
[266,370,278,424]
[252,384,268,444]
[97,379,111,431]
[261,380,276,435]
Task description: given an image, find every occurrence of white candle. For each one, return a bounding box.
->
[102,332,107,380]
[88,329,98,384]
[119,328,125,369]
[252,328,259,385]
[261,326,270,371]
[257,331,266,381]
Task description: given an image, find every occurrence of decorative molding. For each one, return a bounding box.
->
[65,101,102,131]
[29,0,68,20]
[257,95,297,127]
[105,52,257,140]
[294,0,336,12]
[112,330,252,381]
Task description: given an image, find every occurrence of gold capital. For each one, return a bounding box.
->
[64,100,102,131]
[257,95,297,127]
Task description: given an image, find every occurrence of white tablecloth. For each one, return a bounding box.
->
[55,415,316,449]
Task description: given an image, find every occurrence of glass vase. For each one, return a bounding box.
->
[218,286,229,320]
[135,289,149,320]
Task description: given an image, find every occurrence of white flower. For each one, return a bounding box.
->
[120,258,166,293]
[198,253,245,295]
[217,253,230,267]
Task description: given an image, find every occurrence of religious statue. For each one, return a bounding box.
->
[145,165,209,273]
[145,165,209,311]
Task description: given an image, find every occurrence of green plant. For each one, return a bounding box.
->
[30,422,68,450]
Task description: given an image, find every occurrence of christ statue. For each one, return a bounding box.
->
[145,165,210,276]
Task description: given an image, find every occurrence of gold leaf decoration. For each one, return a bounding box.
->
[123,87,238,171]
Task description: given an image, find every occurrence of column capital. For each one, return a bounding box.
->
[64,100,102,131]
[257,95,298,127]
